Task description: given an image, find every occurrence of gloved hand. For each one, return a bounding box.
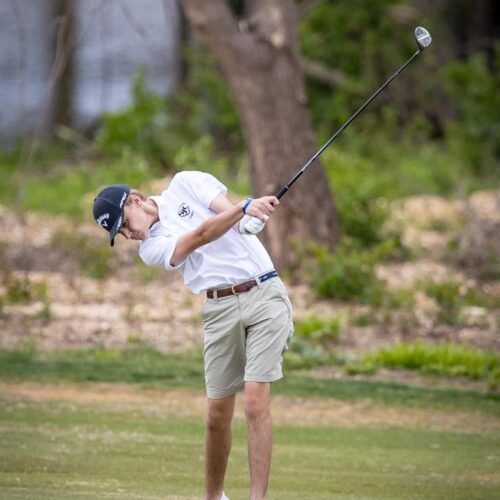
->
[239,214,268,235]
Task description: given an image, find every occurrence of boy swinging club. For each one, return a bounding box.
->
[93,170,294,500]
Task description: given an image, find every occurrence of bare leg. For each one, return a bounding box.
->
[204,394,235,500]
[244,382,272,500]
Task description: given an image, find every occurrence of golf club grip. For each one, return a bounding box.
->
[276,186,289,199]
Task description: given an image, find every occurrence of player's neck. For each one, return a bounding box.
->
[145,198,160,228]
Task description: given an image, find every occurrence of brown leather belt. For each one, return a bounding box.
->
[206,270,279,299]
[207,279,258,299]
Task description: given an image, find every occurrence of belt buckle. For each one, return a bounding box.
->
[231,284,241,295]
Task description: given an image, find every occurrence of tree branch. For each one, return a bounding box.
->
[299,57,348,88]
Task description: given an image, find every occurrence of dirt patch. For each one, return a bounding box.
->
[0,380,498,434]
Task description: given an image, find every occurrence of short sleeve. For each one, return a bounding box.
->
[139,234,184,270]
[180,171,227,207]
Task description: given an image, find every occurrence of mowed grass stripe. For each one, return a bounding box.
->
[0,396,499,500]
[0,348,498,416]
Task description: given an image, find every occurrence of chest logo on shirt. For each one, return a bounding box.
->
[178,202,194,219]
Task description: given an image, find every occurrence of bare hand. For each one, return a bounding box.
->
[245,196,279,223]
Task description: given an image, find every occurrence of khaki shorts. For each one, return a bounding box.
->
[202,277,294,399]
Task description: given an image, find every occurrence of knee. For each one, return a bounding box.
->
[206,402,233,432]
[244,393,270,423]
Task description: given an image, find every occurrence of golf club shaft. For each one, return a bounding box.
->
[275,49,421,200]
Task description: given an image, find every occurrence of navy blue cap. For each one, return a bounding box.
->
[93,184,130,246]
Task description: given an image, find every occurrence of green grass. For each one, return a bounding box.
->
[0,347,205,387]
[0,393,499,499]
[0,347,499,498]
[0,347,498,416]
[366,341,500,383]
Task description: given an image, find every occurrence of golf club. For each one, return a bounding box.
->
[275,26,432,200]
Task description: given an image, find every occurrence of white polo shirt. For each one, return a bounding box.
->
[139,171,275,294]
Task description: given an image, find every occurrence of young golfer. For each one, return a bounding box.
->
[92,171,293,500]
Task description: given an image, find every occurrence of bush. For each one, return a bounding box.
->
[423,279,464,325]
[366,341,500,385]
[284,339,339,371]
[96,52,243,164]
[443,49,500,176]
[422,277,500,325]
[2,275,48,304]
[308,243,381,302]
[294,315,342,347]
[307,242,411,306]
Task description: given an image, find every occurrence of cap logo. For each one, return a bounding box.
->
[97,213,110,228]
[119,192,128,208]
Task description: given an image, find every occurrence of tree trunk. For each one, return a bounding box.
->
[50,0,75,130]
[179,0,339,272]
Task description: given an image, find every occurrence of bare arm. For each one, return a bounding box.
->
[169,195,278,266]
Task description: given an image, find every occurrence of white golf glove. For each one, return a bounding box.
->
[239,214,267,235]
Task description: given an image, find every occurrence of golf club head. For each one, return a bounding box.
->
[415,26,432,50]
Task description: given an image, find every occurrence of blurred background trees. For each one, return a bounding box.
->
[0,0,498,272]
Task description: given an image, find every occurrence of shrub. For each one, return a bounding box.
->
[352,310,376,327]
[284,339,339,371]
[3,275,48,304]
[422,277,500,325]
[294,315,342,347]
[308,243,383,303]
[307,242,411,307]
[423,279,464,325]
[366,341,500,384]
[443,49,500,176]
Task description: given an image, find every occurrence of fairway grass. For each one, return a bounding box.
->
[0,388,499,500]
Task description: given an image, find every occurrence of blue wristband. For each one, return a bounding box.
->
[242,197,253,214]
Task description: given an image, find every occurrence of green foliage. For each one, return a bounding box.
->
[352,310,377,326]
[96,72,171,164]
[307,241,412,306]
[421,278,500,325]
[0,151,158,220]
[300,0,419,131]
[366,341,500,386]
[94,62,249,195]
[308,242,382,303]
[95,53,245,174]
[443,48,500,175]
[301,1,499,196]
[2,275,48,304]
[284,341,335,371]
[344,360,378,376]
[423,279,464,325]
[285,315,342,370]
[294,315,342,346]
